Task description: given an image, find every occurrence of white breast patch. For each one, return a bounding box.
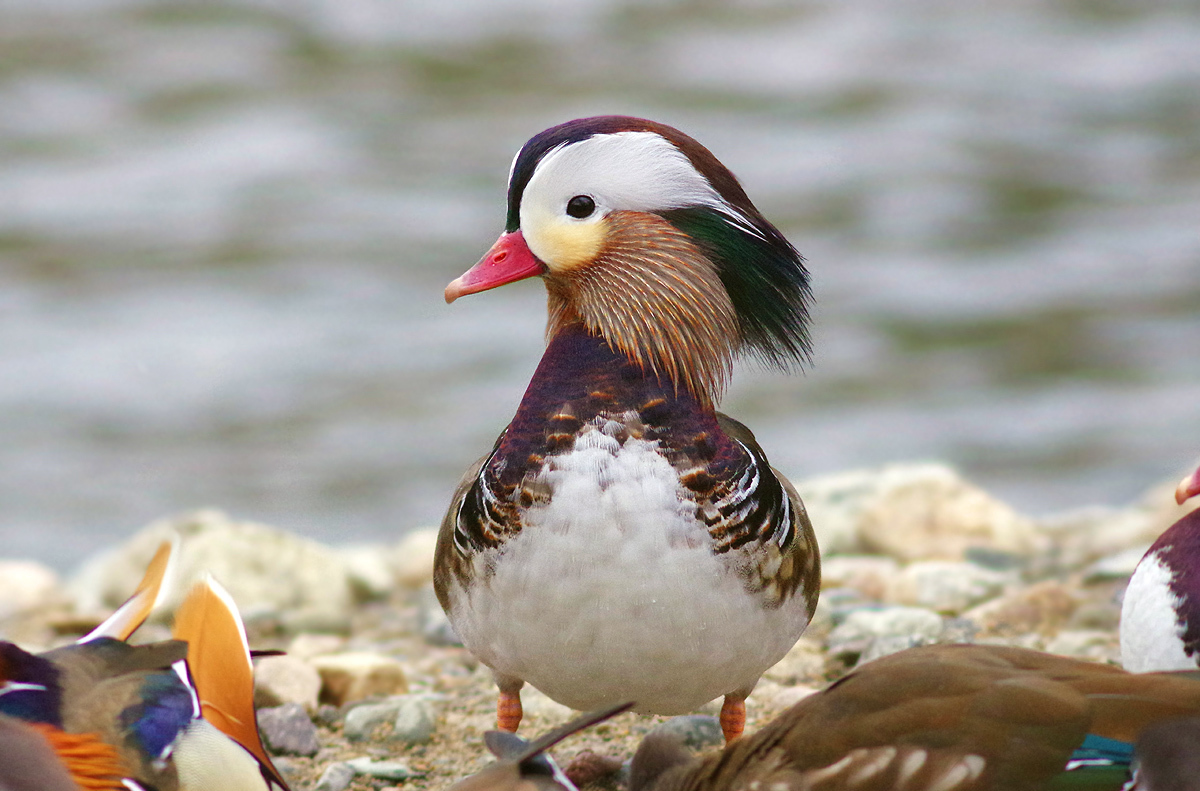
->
[1121,549,1196,672]
[445,416,811,714]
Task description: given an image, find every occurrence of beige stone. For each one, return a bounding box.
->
[763,637,826,685]
[254,654,322,711]
[312,652,409,706]
[857,465,1042,562]
[341,544,397,601]
[885,560,1012,615]
[820,556,899,601]
[68,510,354,627]
[393,528,439,589]
[0,560,61,620]
[963,580,1080,637]
[796,464,1044,563]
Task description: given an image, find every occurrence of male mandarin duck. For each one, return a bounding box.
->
[0,713,125,791]
[434,116,821,742]
[1121,462,1200,673]
[451,644,1200,791]
[0,541,289,791]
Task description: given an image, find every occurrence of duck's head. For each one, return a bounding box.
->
[446,116,811,405]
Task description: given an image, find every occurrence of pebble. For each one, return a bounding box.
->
[345,757,413,780]
[0,560,61,621]
[1084,545,1151,582]
[826,606,945,662]
[766,684,820,711]
[645,715,724,750]
[340,544,397,601]
[67,510,355,625]
[343,699,405,742]
[312,652,409,706]
[394,528,439,589]
[257,703,320,757]
[391,695,437,744]
[820,556,899,602]
[420,586,462,647]
[254,654,322,711]
[963,580,1079,637]
[314,763,356,791]
[886,560,1012,615]
[1045,629,1119,662]
[797,464,1044,561]
[763,637,826,685]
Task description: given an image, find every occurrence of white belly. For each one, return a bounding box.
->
[1121,549,1196,672]
[446,422,811,714]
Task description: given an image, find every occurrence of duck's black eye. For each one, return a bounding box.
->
[566,195,595,219]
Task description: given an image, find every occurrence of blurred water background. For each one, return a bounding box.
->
[2,0,1198,569]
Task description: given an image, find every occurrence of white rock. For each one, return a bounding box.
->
[826,606,944,659]
[254,655,322,711]
[763,638,825,685]
[0,560,61,620]
[340,544,396,601]
[391,696,437,744]
[1085,545,1152,582]
[343,699,404,741]
[314,763,356,791]
[793,468,883,555]
[765,684,819,711]
[312,652,409,707]
[820,556,900,602]
[345,758,412,780]
[1045,630,1118,661]
[393,528,438,589]
[796,464,1044,562]
[67,510,354,626]
[885,561,1012,614]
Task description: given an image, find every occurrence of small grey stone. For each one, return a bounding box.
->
[269,756,300,779]
[826,606,944,661]
[391,697,436,744]
[258,703,320,757]
[940,617,979,644]
[820,587,877,627]
[858,634,933,665]
[963,546,1025,571]
[346,757,413,780]
[420,588,462,647]
[314,703,342,728]
[646,715,723,750]
[1084,545,1151,582]
[314,762,356,791]
[344,699,404,741]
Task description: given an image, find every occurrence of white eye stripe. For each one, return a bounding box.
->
[520,131,759,232]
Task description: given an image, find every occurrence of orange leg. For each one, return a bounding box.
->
[719,695,746,742]
[497,689,523,732]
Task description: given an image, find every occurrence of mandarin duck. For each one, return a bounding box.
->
[0,713,125,791]
[434,116,821,742]
[1127,716,1200,791]
[0,541,289,791]
[1121,462,1200,672]
[622,643,1200,791]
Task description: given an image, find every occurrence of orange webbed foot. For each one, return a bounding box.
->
[497,690,523,732]
[719,695,746,743]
